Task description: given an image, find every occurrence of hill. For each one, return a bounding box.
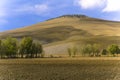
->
[0,14,120,56]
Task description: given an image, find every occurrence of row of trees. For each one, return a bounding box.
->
[81,44,101,57]
[68,44,120,57]
[0,37,43,58]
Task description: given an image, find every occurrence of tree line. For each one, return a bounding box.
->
[0,37,43,58]
[68,44,120,57]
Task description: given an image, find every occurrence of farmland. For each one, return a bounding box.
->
[0,58,120,80]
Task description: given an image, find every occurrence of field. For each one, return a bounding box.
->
[0,58,120,80]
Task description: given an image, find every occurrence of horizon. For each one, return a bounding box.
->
[0,0,120,32]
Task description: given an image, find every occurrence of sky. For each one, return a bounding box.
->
[0,0,120,32]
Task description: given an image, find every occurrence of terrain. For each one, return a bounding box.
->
[0,15,120,55]
[0,58,120,80]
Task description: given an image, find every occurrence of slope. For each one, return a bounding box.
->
[0,15,120,55]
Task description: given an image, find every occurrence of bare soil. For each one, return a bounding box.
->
[0,57,119,80]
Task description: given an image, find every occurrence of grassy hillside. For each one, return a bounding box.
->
[0,15,120,55]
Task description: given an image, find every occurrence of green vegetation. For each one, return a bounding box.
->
[2,37,18,58]
[81,44,93,56]
[107,44,120,56]
[0,36,120,58]
[68,44,120,57]
[68,48,72,57]
[68,47,77,57]
[0,37,43,58]
[102,49,108,56]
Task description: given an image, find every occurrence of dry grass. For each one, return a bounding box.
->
[2,16,120,36]
[0,58,120,80]
[1,16,120,38]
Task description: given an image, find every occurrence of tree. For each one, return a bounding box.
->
[2,37,18,58]
[68,47,77,57]
[30,43,36,58]
[29,42,43,58]
[108,44,119,56]
[36,43,43,58]
[81,44,93,56]
[68,48,72,57]
[19,37,43,58]
[0,40,6,58]
[19,43,25,58]
[102,49,108,56]
[0,40,2,58]
[73,47,77,57]
[93,44,101,56]
[81,47,86,56]
[81,44,101,57]
[19,37,33,58]
[86,44,93,56]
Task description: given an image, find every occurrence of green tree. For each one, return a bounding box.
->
[108,44,119,56]
[81,47,86,56]
[73,47,77,57]
[30,43,36,58]
[30,42,43,58]
[19,37,33,58]
[36,43,43,58]
[81,44,93,56]
[0,40,6,58]
[86,44,93,56]
[0,40,2,58]
[93,44,101,57]
[2,37,18,58]
[68,48,72,57]
[102,49,108,56]
[19,37,43,58]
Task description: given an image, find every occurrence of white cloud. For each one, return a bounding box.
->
[0,0,50,17]
[0,0,11,26]
[13,4,49,15]
[75,0,106,9]
[0,0,9,17]
[103,0,120,12]
[113,18,120,21]
[0,0,50,26]
[75,0,120,12]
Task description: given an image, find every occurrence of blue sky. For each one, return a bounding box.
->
[0,0,120,32]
